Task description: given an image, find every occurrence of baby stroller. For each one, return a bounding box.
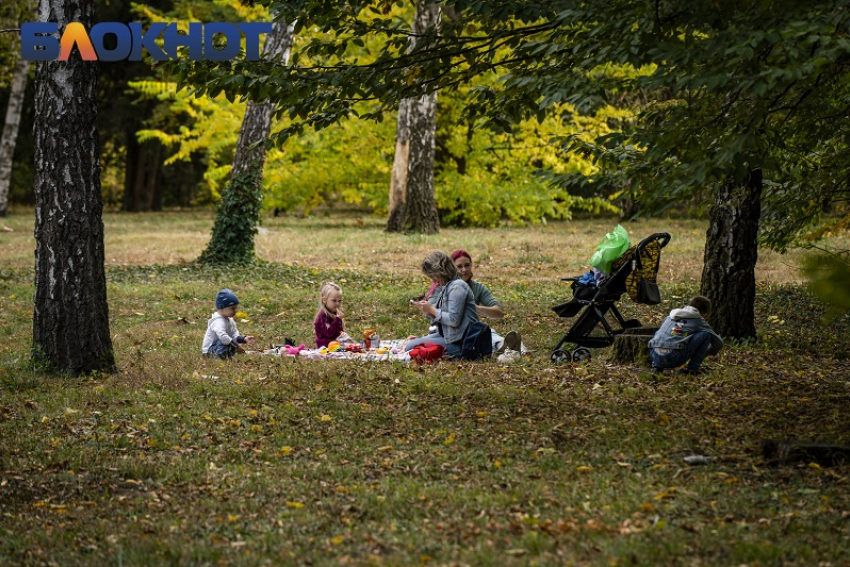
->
[550,232,671,363]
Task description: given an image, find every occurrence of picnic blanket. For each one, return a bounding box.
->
[255,339,411,362]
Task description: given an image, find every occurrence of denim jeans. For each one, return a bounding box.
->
[205,339,237,360]
[650,331,712,372]
[404,333,461,358]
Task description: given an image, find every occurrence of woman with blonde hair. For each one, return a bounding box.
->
[406,251,479,358]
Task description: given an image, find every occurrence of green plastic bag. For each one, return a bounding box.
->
[589,225,631,275]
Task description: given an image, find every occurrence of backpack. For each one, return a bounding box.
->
[460,321,492,360]
[409,341,446,363]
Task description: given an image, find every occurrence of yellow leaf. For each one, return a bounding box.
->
[279,446,292,456]
[577,466,593,472]
[251,425,262,432]
[286,501,304,509]
[236,312,248,319]
[444,434,455,445]
[808,462,822,470]
[330,535,344,545]
[320,414,332,422]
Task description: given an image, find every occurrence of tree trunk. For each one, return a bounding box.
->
[386,1,440,234]
[0,57,30,217]
[387,98,410,232]
[700,170,762,339]
[199,17,295,264]
[33,0,115,374]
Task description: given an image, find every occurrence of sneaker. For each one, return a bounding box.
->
[497,348,521,363]
[503,330,522,353]
[651,366,664,374]
[679,368,705,376]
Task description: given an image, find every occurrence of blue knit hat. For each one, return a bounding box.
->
[215,289,240,310]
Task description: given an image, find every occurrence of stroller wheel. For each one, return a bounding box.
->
[572,347,592,362]
[550,349,571,364]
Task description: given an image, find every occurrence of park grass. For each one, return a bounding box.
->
[0,209,849,566]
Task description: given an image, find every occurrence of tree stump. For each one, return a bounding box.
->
[611,326,658,365]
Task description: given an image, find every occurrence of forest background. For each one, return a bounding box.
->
[0,0,619,227]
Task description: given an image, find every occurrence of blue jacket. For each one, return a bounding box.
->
[648,306,723,354]
[431,278,479,343]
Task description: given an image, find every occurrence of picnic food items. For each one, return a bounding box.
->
[362,328,380,349]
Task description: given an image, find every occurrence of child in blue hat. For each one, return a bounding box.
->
[202,289,255,359]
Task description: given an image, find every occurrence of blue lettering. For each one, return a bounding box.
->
[204,22,241,62]
[21,22,60,61]
[163,22,203,61]
[239,22,273,61]
[129,22,167,62]
[89,22,131,62]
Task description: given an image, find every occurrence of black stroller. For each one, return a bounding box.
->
[550,232,671,363]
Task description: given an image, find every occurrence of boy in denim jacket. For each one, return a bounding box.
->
[648,295,723,375]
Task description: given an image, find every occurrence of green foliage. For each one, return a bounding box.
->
[147,1,632,225]
[167,0,850,244]
[198,169,264,265]
[803,252,850,321]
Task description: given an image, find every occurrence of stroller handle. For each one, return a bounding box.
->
[636,232,671,252]
[634,232,671,270]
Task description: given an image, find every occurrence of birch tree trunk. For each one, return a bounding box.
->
[700,169,762,339]
[386,1,440,234]
[199,17,295,264]
[0,57,29,217]
[33,0,115,374]
[387,98,410,231]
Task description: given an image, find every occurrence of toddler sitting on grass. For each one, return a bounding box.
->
[201,289,255,359]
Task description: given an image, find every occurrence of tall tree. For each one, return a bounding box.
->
[387,0,440,234]
[0,57,28,217]
[33,0,114,374]
[198,15,295,264]
[701,171,762,338]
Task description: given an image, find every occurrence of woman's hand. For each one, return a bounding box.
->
[411,300,436,318]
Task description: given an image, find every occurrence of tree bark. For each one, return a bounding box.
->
[0,57,30,217]
[33,0,115,374]
[387,98,410,232]
[386,0,440,234]
[199,17,295,264]
[700,170,762,339]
